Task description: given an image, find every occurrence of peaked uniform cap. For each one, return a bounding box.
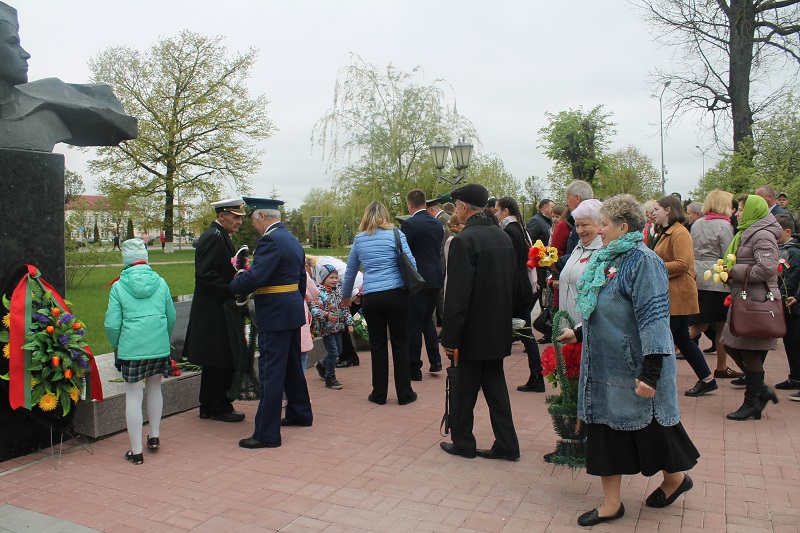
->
[242,196,284,217]
[211,197,246,216]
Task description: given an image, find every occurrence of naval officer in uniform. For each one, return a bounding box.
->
[230,197,312,448]
[187,198,246,422]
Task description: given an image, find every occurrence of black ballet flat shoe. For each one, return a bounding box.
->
[125,450,143,465]
[147,436,159,450]
[645,474,693,508]
[577,503,624,527]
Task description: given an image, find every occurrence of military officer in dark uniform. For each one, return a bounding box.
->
[187,198,246,422]
[231,197,312,449]
[440,184,521,462]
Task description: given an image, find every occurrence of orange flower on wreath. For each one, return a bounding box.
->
[69,387,81,403]
[2,343,9,359]
[2,312,10,328]
[38,393,58,412]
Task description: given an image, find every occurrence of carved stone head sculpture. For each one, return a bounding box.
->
[0,2,137,151]
[0,3,29,86]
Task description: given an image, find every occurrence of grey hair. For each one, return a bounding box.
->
[456,200,484,212]
[600,194,646,233]
[565,180,594,201]
[687,202,703,214]
[253,208,281,220]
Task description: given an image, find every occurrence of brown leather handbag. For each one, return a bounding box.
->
[729,267,786,339]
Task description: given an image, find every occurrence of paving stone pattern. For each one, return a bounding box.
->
[1,339,799,532]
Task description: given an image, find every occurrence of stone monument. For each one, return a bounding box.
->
[0,1,137,461]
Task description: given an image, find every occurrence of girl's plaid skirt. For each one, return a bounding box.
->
[122,357,171,383]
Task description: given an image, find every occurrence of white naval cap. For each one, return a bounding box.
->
[211,198,246,216]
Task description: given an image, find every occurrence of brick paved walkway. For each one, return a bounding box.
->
[1,339,799,532]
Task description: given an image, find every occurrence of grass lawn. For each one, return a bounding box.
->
[65,244,347,355]
[305,247,351,259]
[65,263,195,355]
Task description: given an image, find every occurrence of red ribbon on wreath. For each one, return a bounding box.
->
[8,265,103,410]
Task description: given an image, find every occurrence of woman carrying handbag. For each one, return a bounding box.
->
[721,194,784,421]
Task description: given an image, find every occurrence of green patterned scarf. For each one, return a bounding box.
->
[724,194,769,269]
[575,231,644,319]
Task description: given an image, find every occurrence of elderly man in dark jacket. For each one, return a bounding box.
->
[187,198,246,422]
[440,183,520,462]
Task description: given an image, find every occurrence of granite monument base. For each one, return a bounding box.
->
[0,148,66,295]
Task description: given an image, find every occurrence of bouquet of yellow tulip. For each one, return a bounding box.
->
[703,254,736,284]
[527,240,559,268]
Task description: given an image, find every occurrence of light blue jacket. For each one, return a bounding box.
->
[577,242,680,430]
[105,264,176,360]
[342,228,416,297]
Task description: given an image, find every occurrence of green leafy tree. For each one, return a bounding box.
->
[92,221,100,244]
[284,208,307,243]
[638,0,800,160]
[467,154,521,199]
[126,218,134,240]
[312,55,477,226]
[523,175,549,207]
[64,169,84,206]
[88,30,274,253]
[538,105,616,183]
[693,96,800,199]
[593,145,661,200]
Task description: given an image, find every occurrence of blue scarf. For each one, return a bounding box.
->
[575,231,644,319]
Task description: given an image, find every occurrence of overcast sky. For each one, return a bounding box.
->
[15,0,722,209]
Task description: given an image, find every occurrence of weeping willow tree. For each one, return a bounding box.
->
[311,55,478,243]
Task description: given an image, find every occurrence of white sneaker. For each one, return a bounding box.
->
[790,393,800,402]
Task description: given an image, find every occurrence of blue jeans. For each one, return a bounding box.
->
[322,333,342,377]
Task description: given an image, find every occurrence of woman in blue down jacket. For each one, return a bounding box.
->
[559,195,699,527]
[342,201,417,406]
[105,239,176,465]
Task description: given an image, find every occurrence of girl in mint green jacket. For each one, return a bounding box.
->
[105,239,176,465]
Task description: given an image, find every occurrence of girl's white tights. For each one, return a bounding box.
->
[125,374,163,454]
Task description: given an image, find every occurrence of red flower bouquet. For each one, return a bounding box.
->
[541,342,582,385]
[527,239,559,269]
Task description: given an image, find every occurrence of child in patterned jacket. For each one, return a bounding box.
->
[310,264,353,389]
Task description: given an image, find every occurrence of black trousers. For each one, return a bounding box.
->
[451,359,519,456]
[199,366,235,416]
[782,313,800,380]
[361,288,414,402]
[513,302,541,376]
[671,315,712,381]
[337,301,362,363]
[408,287,442,371]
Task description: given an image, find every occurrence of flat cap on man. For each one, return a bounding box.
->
[242,196,285,217]
[450,183,489,208]
[211,198,246,216]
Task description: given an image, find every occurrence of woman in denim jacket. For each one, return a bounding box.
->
[559,195,699,527]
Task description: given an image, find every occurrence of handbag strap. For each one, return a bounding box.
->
[740,265,776,301]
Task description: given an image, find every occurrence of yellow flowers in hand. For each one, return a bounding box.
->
[706,258,730,283]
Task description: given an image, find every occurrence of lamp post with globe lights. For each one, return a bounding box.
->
[430,138,473,189]
[651,81,671,195]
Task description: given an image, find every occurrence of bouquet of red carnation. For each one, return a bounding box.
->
[541,342,582,386]
[527,239,559,268]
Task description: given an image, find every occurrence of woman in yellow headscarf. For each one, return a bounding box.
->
[721,195,783,421]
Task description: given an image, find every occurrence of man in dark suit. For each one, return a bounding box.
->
[230,197,312,449]
[426,196,450,327]
[440,183,520,462]
[401,189,445,381]
[187,198,247,422]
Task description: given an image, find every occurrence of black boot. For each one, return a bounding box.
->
[727,370,764,421]
[758,375,779,412]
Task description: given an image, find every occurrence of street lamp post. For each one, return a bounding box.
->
[430,137,474,189]
[695,144,710,180]
[651,81,670,196]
